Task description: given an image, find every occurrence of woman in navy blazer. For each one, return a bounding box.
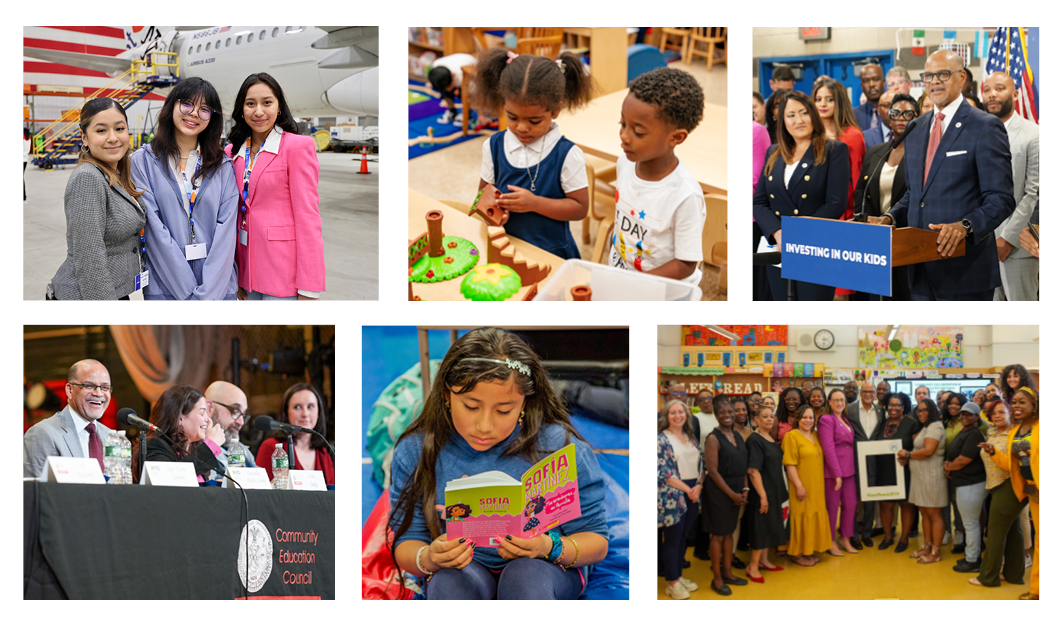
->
[753,91,850,301]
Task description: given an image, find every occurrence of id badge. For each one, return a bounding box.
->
[185,242,207,260]
[134,270,150,292]
[239,229,248,246]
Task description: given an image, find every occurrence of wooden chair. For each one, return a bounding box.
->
[657,28,691,62]
[687,27,727,69]
[702,193,727,292]
[580,155,617,245]
[514,28,564,57]
[589,168,618,265]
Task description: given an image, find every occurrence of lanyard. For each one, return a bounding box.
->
[241,138,262,224]
[180,153,202,242]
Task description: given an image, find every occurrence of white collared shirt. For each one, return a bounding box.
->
[68,407,97,458]
[171,144,201,216]
[933,95,963,140]
[480,122,587,193]
[858,402,878,438]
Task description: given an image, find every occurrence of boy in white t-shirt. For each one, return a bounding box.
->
[612,68,706,283]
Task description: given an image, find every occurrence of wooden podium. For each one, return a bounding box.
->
[891,226,966,266]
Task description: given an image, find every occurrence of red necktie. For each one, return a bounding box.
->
[924,112,946,185]
[85,422,104,472]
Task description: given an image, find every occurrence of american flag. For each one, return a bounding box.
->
[984,27,1037,123]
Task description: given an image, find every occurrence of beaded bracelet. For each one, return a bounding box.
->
[563,536,580,569]
[416,545,432,576]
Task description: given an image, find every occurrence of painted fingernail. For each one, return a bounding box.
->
[469,541,476,547]
[505,535,513,541]
[459,537,466,543]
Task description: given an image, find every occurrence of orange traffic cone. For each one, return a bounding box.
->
[356,145,371,174]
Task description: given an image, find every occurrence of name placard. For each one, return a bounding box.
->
[227,467,272,490]
[40,456,105,484]
[141,461,200,487]
[288,469,327,491]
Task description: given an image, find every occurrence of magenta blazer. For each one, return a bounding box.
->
[818,412,856,479]
[225,131,325,297]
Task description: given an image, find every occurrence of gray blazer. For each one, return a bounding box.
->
[49,163,147,300]
[23,406,115,478]
[995,115,1039,259]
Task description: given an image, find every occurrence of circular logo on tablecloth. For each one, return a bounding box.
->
[237,520,273,592]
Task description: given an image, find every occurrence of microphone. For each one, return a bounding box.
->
[117,407,159,432]
[254,415,314,435]
[854,117,920,223]
[254,415,336,456]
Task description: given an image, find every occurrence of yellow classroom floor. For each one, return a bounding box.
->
[657,535,1031,600]
[410,60,728,300]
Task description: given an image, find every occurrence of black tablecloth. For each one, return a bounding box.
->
[24,482,334,599]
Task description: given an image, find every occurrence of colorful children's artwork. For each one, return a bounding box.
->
[682,325,788,347]
[444,444,580,546]
[747,352,764,364]
[857,326,964,369]
[704,352,723,364]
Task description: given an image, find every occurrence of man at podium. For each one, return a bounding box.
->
[868,50,1013,300]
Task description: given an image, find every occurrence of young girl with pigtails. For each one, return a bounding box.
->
[388,327,609,600]
[470,49,597,259]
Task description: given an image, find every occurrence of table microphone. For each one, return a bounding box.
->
[853,117,919,223]
[254,415,336,456]
[117,407,160,432]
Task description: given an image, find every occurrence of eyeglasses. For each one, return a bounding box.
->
[70,382,113,393]
[213,401,246,422]
[919,70,964,84]
[889,109,917,120]
[179,100,216,121]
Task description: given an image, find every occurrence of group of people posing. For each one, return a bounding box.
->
[46,73,326,300]
[658,365,1039,600]
[752,49,1038,301]
[23,358,335,486]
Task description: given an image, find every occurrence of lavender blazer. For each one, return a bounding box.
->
[818,412,856,479]
[225,131,325,297]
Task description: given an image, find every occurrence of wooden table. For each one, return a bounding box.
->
[557,88,727,195]
[408,189,563,301]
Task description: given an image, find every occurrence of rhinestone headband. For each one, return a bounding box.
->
[462,357,531,377]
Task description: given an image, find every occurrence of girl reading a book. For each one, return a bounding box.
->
[388,328,609,599]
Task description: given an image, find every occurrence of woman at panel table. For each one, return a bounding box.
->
[257,383,335,485]
[132,384,227,482]
[753,90,850,301]
[852,93,920,300]
[225,73,325,300]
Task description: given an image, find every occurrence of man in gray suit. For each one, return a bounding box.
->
[204,380,256,468]
[24,359,115,478]
[985,72,1039,300]
[848,381,885,547]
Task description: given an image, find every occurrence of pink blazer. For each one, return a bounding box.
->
[225,131,325,297]
[818,412,856,479]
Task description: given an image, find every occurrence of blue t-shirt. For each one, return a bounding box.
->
[389,422,608,570]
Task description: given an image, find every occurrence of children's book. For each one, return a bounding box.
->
[444,443,580,546]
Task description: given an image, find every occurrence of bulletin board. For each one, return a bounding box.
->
[682,325,788,347]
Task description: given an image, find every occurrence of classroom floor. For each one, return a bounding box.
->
[656,536,1032,600]
[409,60,728,300]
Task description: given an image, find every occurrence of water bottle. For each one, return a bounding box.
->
[119,434,133,484]
[271,445,290,490]
[103,432,120,483]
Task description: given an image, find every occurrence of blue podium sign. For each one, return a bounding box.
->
[780,217,893,296]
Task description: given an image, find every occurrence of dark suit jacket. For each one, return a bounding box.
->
[886,100,1015,296]
[855,142,907,217]
[863,125,888,151]
[752,140,851,244]
[854,100,878,131]
[847,399,884,487]
[144,436,220,479]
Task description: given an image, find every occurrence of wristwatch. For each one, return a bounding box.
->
[961,218,973,236]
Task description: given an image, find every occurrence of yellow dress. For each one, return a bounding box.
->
[782,430,833,555]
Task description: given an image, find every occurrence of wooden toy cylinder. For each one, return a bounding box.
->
[426,210,444,257]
